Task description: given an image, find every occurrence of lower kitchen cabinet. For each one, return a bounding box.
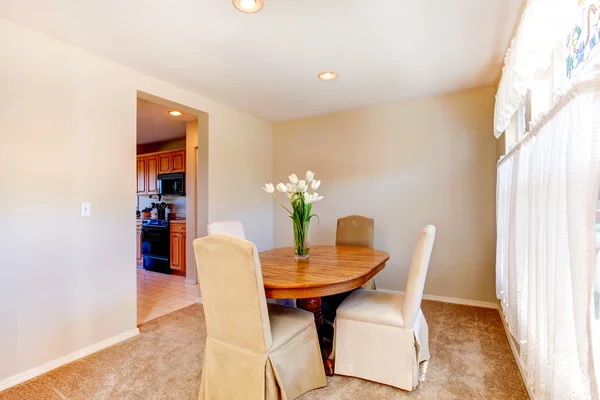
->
[136,221,143,266]
[170,222,186,275]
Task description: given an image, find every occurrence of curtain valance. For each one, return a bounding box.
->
[494,0,574,137]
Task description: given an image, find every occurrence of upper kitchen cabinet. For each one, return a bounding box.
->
[158,153,171,174]
[171,150,185,173]
[146,155,159,194]
[136,156,146,194]
[158,149,186,174]
[136,149,186,195]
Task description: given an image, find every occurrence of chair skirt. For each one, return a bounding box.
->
[199,323,326,400]
[333,310,430,391]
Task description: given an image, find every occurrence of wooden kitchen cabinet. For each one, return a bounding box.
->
[157,149,185,174]
[171,150,186,173]
[136,156,146,194]
[136,221,143,266]
[136,149,186,195]
[146,155,159,194]
[158,153,171,174]
[170,222,186,275]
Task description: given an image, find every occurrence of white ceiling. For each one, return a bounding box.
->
[0,0,523,122]
[137,98,196,144]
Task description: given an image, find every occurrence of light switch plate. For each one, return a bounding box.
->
[81,202,91,217]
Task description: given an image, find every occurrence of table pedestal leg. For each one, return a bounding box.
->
[297,297,335,376]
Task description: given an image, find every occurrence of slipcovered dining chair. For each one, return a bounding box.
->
[206,220,295,308]
[207,220,246,238]
[333,225,436,391]
[322,215,377,336]
[193,234,327,400]
[336,215,377,290]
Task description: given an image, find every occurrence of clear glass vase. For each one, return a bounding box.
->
[293,218,310,260]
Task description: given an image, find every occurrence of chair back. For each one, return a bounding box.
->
[193,234,272,353]
[207,220,246,239]
[336,215,374,248]
[402,225,436,329]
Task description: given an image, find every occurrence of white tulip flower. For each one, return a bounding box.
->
[311,180,321,190]
[288,174,299,185]
[312,193,323,202]
[306,170,315,182]
[297,180,307,192]
[315,195,324,202]
[276,183,288,193]
[263,183,275,193]
[303,192,313,204]
[286,183,295,193]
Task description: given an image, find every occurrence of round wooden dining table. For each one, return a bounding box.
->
[259,245,390,375]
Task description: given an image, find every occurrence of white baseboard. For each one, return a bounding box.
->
[185,278,197,285]
[196,297,203,304]
[0,328,140,392]
[499,308,533,399]
[421,294,499,309]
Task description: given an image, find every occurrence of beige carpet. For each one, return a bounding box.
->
[0,301,528,400]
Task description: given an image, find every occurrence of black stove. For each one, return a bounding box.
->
[141,219,171,274]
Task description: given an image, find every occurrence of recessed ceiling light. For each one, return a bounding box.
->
[318,72,337,81]
[233,0,264,13]
[169,110,182,116]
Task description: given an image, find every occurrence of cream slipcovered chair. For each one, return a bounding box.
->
[193,234,326,399]
[207,220,246,238]
[322,215,377,336]
[333,225,436,391]
[206,220,295,308]
[336,215,377,290]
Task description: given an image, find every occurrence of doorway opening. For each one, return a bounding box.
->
[135,93,208,324]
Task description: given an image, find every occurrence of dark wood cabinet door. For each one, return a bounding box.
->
[136,156,146,194]
[146,155,159,194]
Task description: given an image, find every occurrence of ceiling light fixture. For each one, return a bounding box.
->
[318,72,337,81]
[233,0,264,13]
[169,110,182,116]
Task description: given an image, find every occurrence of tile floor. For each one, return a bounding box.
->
[137,267,199,325]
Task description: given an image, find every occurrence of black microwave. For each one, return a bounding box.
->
[157,173,185,195]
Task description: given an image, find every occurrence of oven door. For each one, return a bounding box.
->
[141,226,169,260]
[141,226,171,273]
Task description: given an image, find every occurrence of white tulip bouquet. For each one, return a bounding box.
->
[263,170,323,259]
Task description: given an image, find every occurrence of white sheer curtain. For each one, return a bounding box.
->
[496,79,600,399]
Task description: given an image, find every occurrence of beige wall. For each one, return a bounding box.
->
[273,87,497,303]
[185,118,209,285]
[0,18,272,384]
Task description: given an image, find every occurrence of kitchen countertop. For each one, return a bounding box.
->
[136,218,186,224]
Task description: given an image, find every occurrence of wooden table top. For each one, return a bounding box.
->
[259,245,389,299]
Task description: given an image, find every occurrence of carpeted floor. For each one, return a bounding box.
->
[0,301,529,400]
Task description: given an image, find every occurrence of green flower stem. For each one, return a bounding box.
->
[272,193,293,215]
[272,189,319,257]
[290,194,315,256]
